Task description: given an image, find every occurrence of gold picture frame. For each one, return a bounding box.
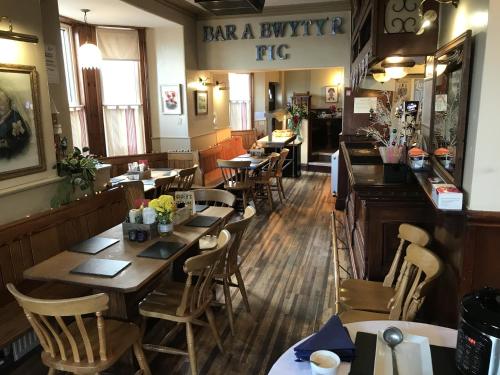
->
[0,63,45,180]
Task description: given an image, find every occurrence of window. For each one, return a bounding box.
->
[228,73,252,130]
[60,23,89,149]
[97,27,145,156]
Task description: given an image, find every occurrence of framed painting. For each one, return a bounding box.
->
[0,64,45,180]
[195,90,208,115]
[161,84,182,115]
[325,86,338,103]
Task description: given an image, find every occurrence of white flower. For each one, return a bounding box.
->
[11,121,25,137]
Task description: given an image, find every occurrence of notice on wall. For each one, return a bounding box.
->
[435,94,448,112]
[353,97,377,113]
[45,44,59,84]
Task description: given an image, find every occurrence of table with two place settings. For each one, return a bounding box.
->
[269,320,458,375]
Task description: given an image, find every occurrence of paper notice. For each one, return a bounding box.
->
[45,44,59,84]
[353,97,377,113]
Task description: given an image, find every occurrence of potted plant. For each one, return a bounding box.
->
[51,147,98,207]
[286,103,308,141]
[148,195,176,237]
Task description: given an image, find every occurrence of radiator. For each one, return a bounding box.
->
[331,150,339,195]
[11,330,39,361]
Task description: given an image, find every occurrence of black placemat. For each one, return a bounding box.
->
[184,215,220,227]
[195,204,209,213]
[349,332,459,375]
[69,237,119,255]
[137,241,186,260]
[70,259,131,278]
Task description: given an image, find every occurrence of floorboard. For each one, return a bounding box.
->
[8,171,345,375]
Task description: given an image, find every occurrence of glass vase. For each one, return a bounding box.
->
[157,220,173,237]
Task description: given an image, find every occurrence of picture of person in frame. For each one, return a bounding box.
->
[0,88,31,159]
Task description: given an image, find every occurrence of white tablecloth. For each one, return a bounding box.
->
[268,320,457,375]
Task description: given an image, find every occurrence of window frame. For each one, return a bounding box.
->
[60,23,82,108]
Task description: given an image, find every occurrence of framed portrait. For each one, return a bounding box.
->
[195,90,208,115]
[161,84,182,115]
[325,86,338,103]
[0,64,45,181]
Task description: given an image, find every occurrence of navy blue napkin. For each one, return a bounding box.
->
[294,315,356,362]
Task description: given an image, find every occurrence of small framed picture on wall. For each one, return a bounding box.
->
[161,84,182,115]
[195,90,208,115]
[325,86,338,103]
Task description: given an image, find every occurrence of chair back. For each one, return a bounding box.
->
[193,188,236,207]
[119,181,145,209]
[259,153,281,181]
[7,284,110,364]
[217,160,252,187]
[154,175,176,197]
[275,148,290,177]
[222,206,256,275]
[176,230,231,317]
[177,165,198,191]
[388,244,443,321]
[383,223,431,287]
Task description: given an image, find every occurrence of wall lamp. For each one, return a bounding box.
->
[417,0,460,35]
[0,16,38,43]
[199,77,214,86]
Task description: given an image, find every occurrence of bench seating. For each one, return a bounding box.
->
[198,136,247,187]
[0,187,128,349]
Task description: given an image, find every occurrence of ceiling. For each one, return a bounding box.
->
[57,0,175,27]
[184,0,344,12]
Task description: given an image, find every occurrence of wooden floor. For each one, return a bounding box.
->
[10,171,340,375]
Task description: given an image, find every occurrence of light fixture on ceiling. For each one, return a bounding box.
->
[372,70,391,83]
[78,9,102,70]
[382,60,415,80]
[416,0,459,35]
[0,16,38,43]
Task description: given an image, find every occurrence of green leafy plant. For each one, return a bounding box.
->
[51,147,98,207]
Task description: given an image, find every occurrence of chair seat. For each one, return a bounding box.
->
[339,309,390,324]
[339,279,394,313]
[41,318,141,374]
[140,282,210,322]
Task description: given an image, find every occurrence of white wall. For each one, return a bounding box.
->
[0,0,63,224]
[197,11,351,72]
[438,0,493,210]
[146,25,191,151]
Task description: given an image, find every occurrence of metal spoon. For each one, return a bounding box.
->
[383,327,404,375]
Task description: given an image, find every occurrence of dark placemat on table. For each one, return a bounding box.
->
[70,259,131,278]
[349,332,459,375]
[184,215,220,228]
[137,241,186,260]
[195,204,209,213]
[69,237,119,255]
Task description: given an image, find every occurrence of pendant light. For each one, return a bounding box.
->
[382,59,415,80]
[372,70,391,83]
[78,9,102,70]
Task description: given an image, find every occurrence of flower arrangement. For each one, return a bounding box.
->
[51,147,98,207]
[58,147,98,191]
[149,195,176,224]
[286,102,308,139]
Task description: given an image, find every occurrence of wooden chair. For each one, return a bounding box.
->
[339,244,443,324]
[217,159,255,209]
[119,180,145,209]
[252,153,281,210]
[339,224,431,313]
[139,230,231,375]
[176,165,198,191]
[214,206,256,335]
[154,175,176,198]
[7,284,150,375]
[193,188,236,207]
[272,148,289,203]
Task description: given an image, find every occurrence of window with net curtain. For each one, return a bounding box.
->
[97,27,146,156]
[228,73,252,130]
[60,24,89,150]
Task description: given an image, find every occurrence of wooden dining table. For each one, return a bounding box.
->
[230,153,269,170]
[110,168,179,193]
[23,206,234,320]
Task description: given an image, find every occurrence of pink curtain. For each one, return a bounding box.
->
[125,108,137,155]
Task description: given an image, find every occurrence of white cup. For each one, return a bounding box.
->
[310,350,341,375]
